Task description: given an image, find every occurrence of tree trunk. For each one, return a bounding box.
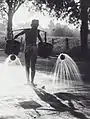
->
[80,0,88,53]
[7,8,13,40]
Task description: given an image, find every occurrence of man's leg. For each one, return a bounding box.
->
[31,63,36,84]
[25,51,30,84]
[31,46,37,84]
[26,66,30,83]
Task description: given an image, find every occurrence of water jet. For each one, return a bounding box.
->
[53,53,83,88]
[0,54,26,89]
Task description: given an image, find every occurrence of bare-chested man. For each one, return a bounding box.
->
[14,19,43,85]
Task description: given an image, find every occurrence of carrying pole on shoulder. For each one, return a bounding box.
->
[13,28,46,33]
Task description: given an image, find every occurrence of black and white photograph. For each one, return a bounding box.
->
[0,0,90,119]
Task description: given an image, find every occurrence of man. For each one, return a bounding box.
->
[14,19,43,85]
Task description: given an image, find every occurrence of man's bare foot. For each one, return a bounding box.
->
[31,82,37,87]
[26,80,30,85]
[41,86,45,89]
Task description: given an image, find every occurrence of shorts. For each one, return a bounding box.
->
[25,45,38,68]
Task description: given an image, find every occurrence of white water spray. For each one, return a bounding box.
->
[53,53,83,87]
[0,54,26,94]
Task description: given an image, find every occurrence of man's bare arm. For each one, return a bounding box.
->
[14,30,25,39]
[38,30,43,43]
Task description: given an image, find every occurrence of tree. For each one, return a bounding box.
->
[32,0,90,53]
[48,21,78,37]
[0,0,25,40]
[80,0,89,52]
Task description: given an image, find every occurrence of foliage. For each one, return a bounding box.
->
[0,0,25,18]
[0,0,27,40]
[29,0,90,52]
[48,21,79,37]
[30,0,81,27]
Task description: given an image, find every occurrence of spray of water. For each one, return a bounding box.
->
[4,54,22,66]
[53,53,83,87]
[0,54,26,94]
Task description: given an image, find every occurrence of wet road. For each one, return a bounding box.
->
[0,61,90,119]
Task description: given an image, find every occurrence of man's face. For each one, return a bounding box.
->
[31,24,38,28]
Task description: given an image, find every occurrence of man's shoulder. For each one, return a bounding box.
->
[25,28,31,31]
[24,28,32,33]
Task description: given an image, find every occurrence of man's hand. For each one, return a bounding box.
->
[13,35,17,40]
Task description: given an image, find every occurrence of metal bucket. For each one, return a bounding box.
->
[38,42,53,58]
[5,40,20,56]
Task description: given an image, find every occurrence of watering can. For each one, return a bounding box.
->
[38,32,53,58]
[5,39,20,56]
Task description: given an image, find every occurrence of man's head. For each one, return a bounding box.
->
[31,19,39,28]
